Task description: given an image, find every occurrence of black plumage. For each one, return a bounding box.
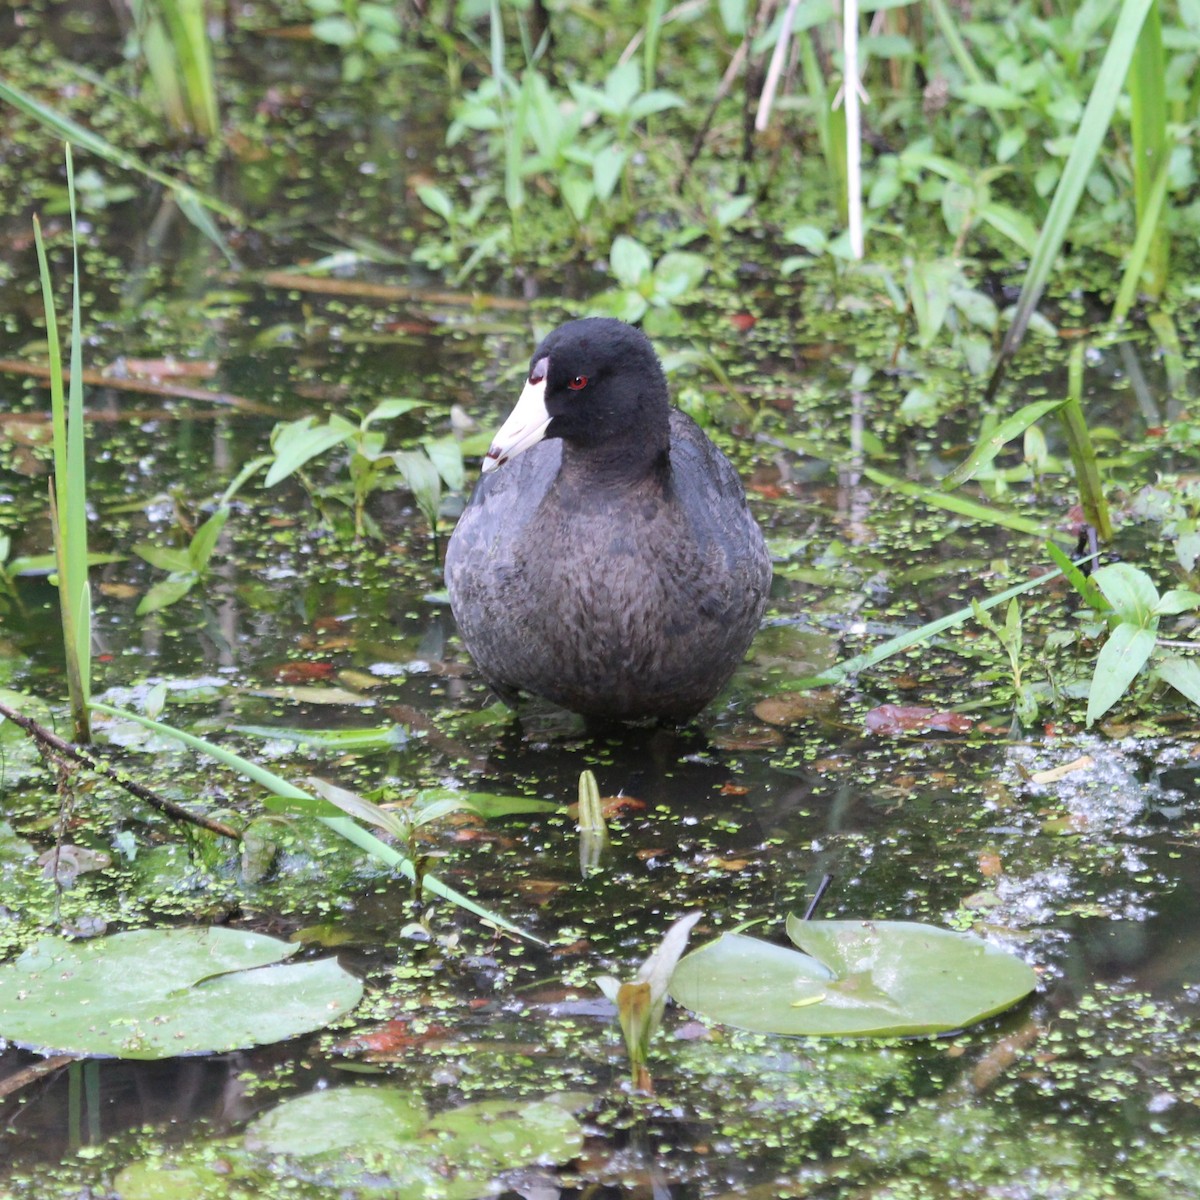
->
[444,318,771,721]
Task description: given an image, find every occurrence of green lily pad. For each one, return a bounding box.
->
[0,928,362,1058]
[669,917,1037,1037]
[109,1161,239,1200]
[243,1087,584,1198]
[245,1087,427,1153]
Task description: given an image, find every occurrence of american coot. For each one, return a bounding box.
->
[444,318,771,721]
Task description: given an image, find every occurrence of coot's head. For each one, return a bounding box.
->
[482,318,669,474]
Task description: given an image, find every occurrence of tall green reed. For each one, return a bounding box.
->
[1126,0,1168,299]
[985,0,1158,402]
[34,146,91,743]
[133,0,220,138]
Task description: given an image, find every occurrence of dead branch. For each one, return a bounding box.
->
[0,700,242,842]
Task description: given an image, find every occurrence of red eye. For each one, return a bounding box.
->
[567,375,588,390]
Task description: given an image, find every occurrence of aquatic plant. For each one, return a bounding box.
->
[34,147,91,743]
[265,402,462,542]
[133,456,268,613]
[307,0,404,83]
[1054,560,1200,725]
[127,0,220,138]
[591,235,709,336]
[986,0,1168,395]
[596,912,703,1092]
[0,79,237,254]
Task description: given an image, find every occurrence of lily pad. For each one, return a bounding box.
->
[0,927,362,1058]
[669,917,1037,1037]
[245,1087,427,1153]
[243,1087,584,1198]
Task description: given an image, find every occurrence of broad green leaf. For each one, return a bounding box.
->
[784,224,828,253]
[393,449,442,525]
[950,286,999,332]
[652,251,708,299]
[311,15,356,45]
[603,59,641,111]
[136,573,198,615]
[628,89,685,120]
[133,544,193,573]
[246,1089,426,1154]
[671,921,1035,1037]
[188,506,230,570]
[1154,588,1200,616]
[264,415,357,488]
[1086,623,1157,725]
[0,928,362,1058]
[719,0,747,34]
[414,788,558,817]
[610,235,653,286]
[361,30,400,55]
[360,4,402,33]
[1045,540,1108,614]
[956,81,1025,110]
[363,398,427,425]
[1092,562,1160,622]
[417,185,455,222]
[308,776,413,839]
[907,258,955,347]
[561,173,593,222]
[979,201,1036,255]
[425,1096,583,1164]
[1155,655,1200,709]
[424,435,466,492]
[1175,531,1200,573]
[111,1160,227,1199]
[995,126,1027,163]
[144,682,168,720]
[591,144,627,201]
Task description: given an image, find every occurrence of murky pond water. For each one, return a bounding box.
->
[3,10,1200,1199]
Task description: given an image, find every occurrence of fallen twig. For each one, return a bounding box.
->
[0,1055,77,1100]
[247,271,532,311]
[0,358,278,416]
[0,700,242,842]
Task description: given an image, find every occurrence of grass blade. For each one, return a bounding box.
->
[1045,541,1107,613]
[862,467,1050,537]
[88,701,544,944]
[1127,0,1168,298]
[65,148,91,721]
[985,0,1155,400]
[0,74,239,252]
[1111,148,1171,323]
[787,560,1078,690]
[34,148,90,742]
[927,0,986,88]
[162,0,219,137]
[1058,342,1113,540]
[941,399,1065,491]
